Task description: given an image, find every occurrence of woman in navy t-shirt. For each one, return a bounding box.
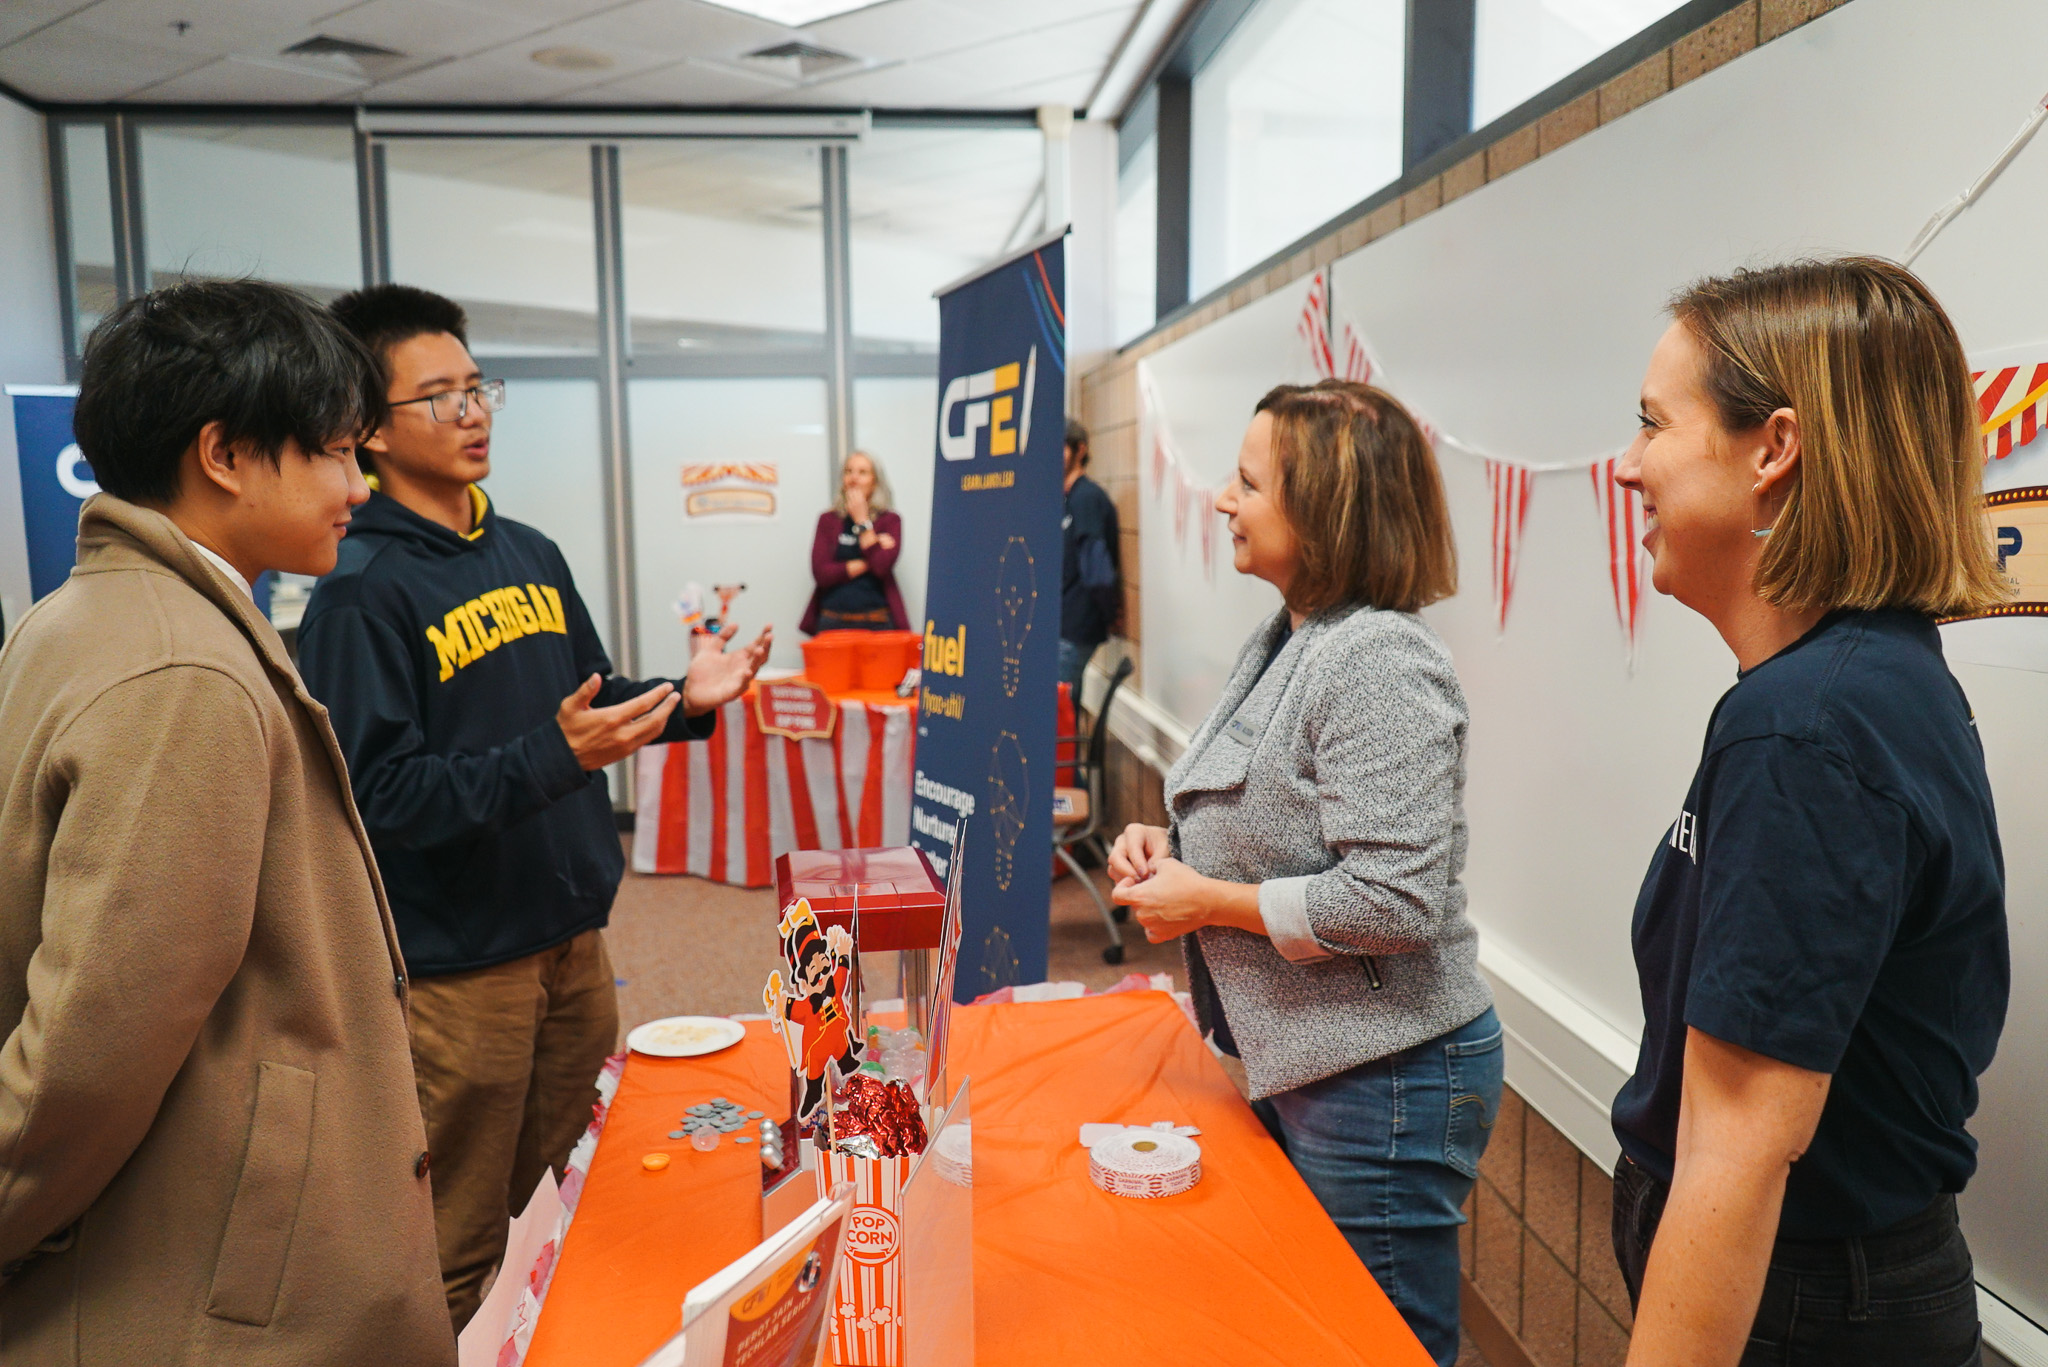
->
[1609,258,2009,1367]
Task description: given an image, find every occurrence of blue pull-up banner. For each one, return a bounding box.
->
[8,385,271,616]
[909,233,1067,1002]
[7,386,92,602]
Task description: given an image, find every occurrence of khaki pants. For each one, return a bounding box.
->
[408,928,619,1332]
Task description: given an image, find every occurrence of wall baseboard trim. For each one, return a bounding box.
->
[1475,937,1638,1175]
[1461,1277,1538,1367]
[1981,1286,2048,1367]
[1088,665,1193,772]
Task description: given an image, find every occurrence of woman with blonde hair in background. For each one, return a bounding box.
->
[1610,257,2008,1367]
[802,449,908,635]
[1109,379,1498,1366]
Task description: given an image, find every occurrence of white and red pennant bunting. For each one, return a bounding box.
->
[1141,368,1229,577]
[1590,458,1649,662]
[1156,270,2048,664]
[1486,461,1533,635]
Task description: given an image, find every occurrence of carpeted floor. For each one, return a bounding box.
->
[604,838,1187,1041]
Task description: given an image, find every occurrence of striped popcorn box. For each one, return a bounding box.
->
[823,1151,916,1367]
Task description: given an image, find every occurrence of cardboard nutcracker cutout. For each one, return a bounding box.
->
[765,899,860,1123]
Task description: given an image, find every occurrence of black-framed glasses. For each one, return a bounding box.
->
[392,379,507,423]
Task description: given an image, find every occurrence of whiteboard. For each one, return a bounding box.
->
[1140,0,2048,1328]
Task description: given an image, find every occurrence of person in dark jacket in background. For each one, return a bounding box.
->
[297,285,769,1331]
[1059,418,1122,695]
[801,449,908,634]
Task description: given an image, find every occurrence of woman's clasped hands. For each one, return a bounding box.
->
[1107,823,1264,942]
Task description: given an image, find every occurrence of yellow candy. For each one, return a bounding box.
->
[642,1152,671,1171]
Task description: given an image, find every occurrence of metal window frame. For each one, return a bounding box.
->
[32,97,1030,811]
[1112,0,1756,355]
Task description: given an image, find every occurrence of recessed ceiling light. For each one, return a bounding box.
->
[531,44,615,71]
[699,0,893,26]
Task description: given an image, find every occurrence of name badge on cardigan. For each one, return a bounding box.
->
[1223,717,1262,746]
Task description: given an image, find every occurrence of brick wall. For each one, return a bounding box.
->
[1465,1092,1634,1367]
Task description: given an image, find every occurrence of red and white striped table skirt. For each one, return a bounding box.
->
[631,692,916,887]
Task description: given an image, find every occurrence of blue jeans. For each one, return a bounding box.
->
[1056,637,1094,696]
[1256,1008,1503,1367]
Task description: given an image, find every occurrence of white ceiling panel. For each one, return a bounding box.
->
[0,1,93,49]
[0,20,202,99]
[764,58,980,107]
[947,0,1135,25]
[802,0,1009,63]
[315,0,556,64]
[128,53,371,101]
[69,0,338,57]
[535,0,796,60]
[357,35,677,104]
[568,57,796,104]
[0,0,1159,108]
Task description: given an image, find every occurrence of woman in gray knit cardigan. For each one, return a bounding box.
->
[1109,379,1499,1367]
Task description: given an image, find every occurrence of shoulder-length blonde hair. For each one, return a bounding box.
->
[831,448,894,516]
[1671,257,2005,617]
[1254,380,1456,615]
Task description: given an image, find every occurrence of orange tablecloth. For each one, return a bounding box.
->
[525,992,1430,1367]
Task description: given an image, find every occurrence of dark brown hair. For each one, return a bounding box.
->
[1253,379,1456,614]
[1670,257,2005,616]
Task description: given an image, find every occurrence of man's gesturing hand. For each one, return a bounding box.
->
[557,674,681,772]
[683,623,773,716]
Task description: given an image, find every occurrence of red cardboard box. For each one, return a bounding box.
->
[773,847,945,953]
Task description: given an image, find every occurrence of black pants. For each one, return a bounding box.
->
[1612,1157,1982,1367]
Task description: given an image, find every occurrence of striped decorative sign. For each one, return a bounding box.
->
[633,693,913,887]
[1974,362,2048,461]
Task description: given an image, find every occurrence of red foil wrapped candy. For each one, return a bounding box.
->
[831,1074,928,1157]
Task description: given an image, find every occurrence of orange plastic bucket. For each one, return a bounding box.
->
[800,631,860,693]
[856,630,924,691]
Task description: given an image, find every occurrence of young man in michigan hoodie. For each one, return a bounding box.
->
[297,285,769,1329]
[0,281,452,1364]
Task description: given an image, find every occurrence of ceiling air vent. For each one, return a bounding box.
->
[280,34,408,77]
[744,40,859,78]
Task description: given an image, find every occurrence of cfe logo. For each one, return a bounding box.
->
[938,345,1039,462]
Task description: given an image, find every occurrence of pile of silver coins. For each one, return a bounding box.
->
[667,1096,765,1152]
[758,1118,784,1170]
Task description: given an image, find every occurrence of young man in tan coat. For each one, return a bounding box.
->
[0,281,453,1364]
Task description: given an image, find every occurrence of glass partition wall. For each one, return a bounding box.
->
[46,112,1027,802]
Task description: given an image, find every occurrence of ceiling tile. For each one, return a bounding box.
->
[946,0,1134,27]
[566,56,794,104]
[127,52,371,100]
[68,0,337,57]
[314,0,553,63]
[538,0,797,61]
[970,64,1097,108]
[0,1,97,49]
[760,57,977,107]
[0,18,205,99]
[800,0,1007,63]
[358,34,678,104]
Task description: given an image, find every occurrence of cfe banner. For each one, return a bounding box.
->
[7,385,93,602]
[908,231,1066,1002]
[7,385,271,616]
